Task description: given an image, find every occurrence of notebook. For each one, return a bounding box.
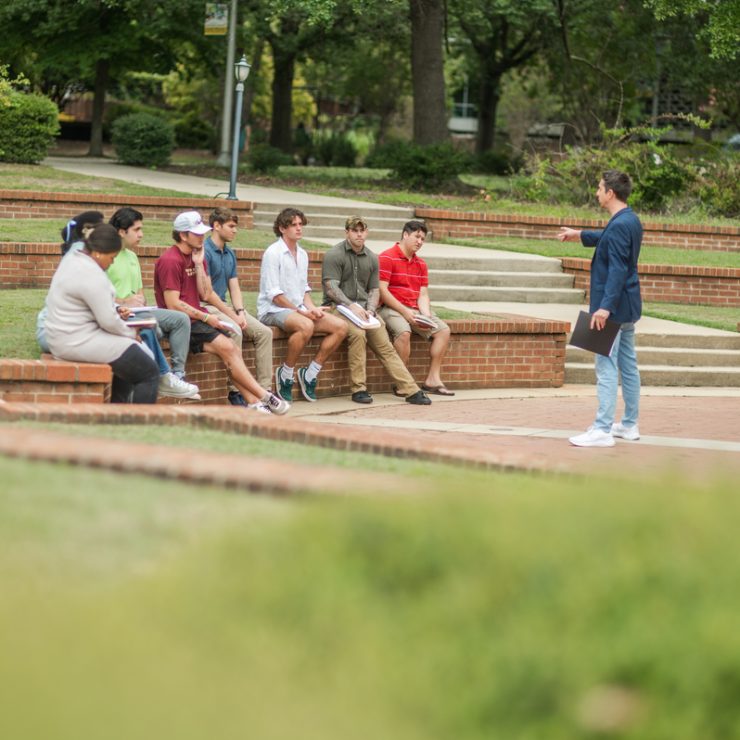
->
[569,311,620,357]
[337,304,381,329]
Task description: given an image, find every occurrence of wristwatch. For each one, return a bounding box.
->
[236,308,245,314]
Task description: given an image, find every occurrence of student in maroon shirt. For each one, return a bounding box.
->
[154,211,290,415]
[378,221,454,396]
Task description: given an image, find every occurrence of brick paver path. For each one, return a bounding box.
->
[1,393,738,490]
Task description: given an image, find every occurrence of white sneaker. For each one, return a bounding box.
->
[263,392,290,415]
[611,422,640,441]
[247,402,271,414]
[158,372,201,399]
[569,428,615,447]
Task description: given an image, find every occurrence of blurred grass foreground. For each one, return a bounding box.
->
[1,456,739,740]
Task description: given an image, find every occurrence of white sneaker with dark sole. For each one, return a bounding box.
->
[569,428,615,447]
[263,392,290,415]
[247,402,271,414]
[611,423,640,440]
[158,372,201,399]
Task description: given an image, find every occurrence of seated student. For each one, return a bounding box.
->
[107,207,199,400]
[378,221,455,396]
[204,206,274,405]
[154,211,289,415]
[45,223,160,404]
[37,211,105,352]
[257,208,347,402]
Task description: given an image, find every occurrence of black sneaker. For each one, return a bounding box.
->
[406,390,431,405]
[351,390,373,404]
[228,390,248,407]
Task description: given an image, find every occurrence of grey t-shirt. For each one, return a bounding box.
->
[321,240,379,309]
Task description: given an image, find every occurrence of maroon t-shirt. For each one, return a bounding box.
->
[378,243,428,309]
[154,245,206,316]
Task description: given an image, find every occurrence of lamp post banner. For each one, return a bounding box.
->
[204,3,228,35]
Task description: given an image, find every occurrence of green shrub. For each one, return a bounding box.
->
[693,156,740,218]
[474,149,521,175]
[247,143,291,174]
[315,133,358,167]
[174,113,216,150]
[365,138,409,169]
[389,142,471,191]
[0,90,59,164]
[111,112,175,167]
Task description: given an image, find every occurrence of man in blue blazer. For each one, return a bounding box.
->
[558,170,643,447]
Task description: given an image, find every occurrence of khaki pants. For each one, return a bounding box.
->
[330,308,418,396]
[206,306,273,390]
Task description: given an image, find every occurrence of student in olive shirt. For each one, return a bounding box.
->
[322,216,431,406]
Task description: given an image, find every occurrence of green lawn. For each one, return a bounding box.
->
[1,445,739,739]
[0,162,194,198]
[644,302,740,332]
[0,219,328,251]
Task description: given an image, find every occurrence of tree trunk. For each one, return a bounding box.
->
[476,72,502,154]
[88,58,109,157]
[409,0,448,145]
[269,45,296,153]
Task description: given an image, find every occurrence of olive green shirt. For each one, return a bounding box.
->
[321,239,379,309]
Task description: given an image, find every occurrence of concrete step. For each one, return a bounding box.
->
[254,221,401,242]
[565,363,740,387]
[253,203,414,220]
[636,333,740,350]
[424,255,564,273]
[429,268,575,288]
[567,346,740,367]
[433,285,585,303]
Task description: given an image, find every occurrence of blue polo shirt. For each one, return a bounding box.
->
[204,236,238,301]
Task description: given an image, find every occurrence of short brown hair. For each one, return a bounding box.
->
[345,215,368,231]
[602,170,632,202]
[273,208,308,237]
[402,220,428,236]
[209,206,239,227]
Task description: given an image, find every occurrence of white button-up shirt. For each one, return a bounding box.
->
[257,237,312,319]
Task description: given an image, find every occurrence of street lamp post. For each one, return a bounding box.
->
[227,54,251,200]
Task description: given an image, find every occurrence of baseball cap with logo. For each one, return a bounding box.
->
[173,211,211,235]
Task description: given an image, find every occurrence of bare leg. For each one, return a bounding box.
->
[204,334,266,404]
[312,314,348,364]
[393,331,412,365]
[282,312,315,368]
[425,328,450,387]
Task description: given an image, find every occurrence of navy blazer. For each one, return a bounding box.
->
[581,207,642,324]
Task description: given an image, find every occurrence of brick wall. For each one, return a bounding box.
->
[562,257,740,307]
[0,190,254,227]
[0,358,111,403]
[164,317,568,404]
[417,208,740,252]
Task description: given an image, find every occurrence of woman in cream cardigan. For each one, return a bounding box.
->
[45,223,159,403]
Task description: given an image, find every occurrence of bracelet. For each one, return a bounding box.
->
[236,308,245,314]
[297,304,307,312]
[202,312,209,323]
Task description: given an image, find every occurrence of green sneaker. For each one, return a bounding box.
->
[275,366,293,402]
[297,367,317,402]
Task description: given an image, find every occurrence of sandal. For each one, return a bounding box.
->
[421,384,455,396]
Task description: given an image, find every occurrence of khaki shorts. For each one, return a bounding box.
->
[378,307,449,341]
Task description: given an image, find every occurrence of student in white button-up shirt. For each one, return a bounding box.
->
[257,208,347,403]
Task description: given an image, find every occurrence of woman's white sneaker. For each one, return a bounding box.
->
[611,423,640,440]
[569,428,615,447]
[263,392,290,415]
[247,402,271,414]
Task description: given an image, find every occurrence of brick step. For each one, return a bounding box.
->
[565,363,740,387]
[433,285,585,303]
[567,345,740,367]
[429,268,575,288]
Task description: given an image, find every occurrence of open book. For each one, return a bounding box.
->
[125,317,158,329]
[337,304,381,329]
[413,314,437,329]
[126,306,160,313]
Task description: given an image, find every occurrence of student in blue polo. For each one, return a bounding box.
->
[203,206,274,405]
[558,169,643,448]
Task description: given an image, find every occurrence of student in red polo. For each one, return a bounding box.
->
[378,220,454,396]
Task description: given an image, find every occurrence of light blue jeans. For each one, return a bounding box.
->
[594,322,640,432]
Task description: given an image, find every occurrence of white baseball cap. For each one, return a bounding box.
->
[173,211,211,235]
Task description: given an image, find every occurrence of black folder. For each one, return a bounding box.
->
[569,311,620,357]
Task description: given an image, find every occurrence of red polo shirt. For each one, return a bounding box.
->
[154,245,207,316]
[378,243,428,309]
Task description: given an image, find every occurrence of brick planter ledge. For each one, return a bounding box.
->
[416,208,740,252]
[562,258,740,308]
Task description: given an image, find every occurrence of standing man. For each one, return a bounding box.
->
[108,207,199,399]
[257,208,347,402]
[378,221,454,396]
[204,206,274,402]
[322,216,431,406]
[558,169,642,447]
[154,210,289,415]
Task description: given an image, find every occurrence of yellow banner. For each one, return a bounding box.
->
[204,3,228,35]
